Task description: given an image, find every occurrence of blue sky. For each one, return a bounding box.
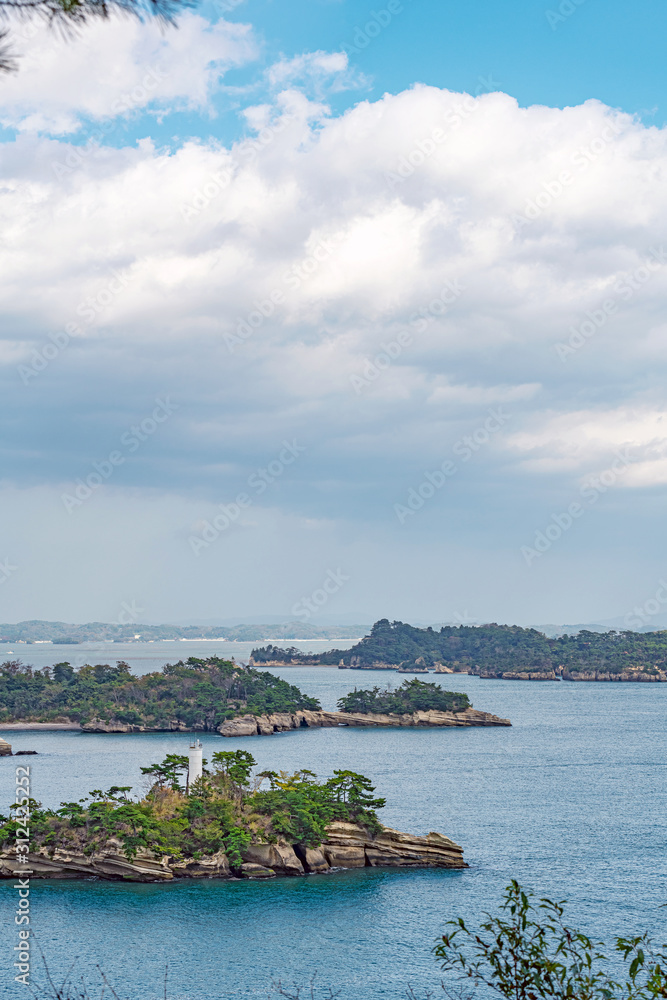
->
[1,0,667,627]
[4,0,667,146]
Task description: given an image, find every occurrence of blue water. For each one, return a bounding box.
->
[0,639,359,675]
[0,666,665,1000]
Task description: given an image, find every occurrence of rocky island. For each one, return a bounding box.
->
[0,658,510,734]
[250,619,667,681]
[0,750,466,880]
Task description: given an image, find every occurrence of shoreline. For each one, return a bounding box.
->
[0,707,511,740]
[0,821,467,881]
[0,722,81,730]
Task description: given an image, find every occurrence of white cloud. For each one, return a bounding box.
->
[2,82,667,519]
[0,13,257,133]
[266,50,368,95]
[507,408,667,483]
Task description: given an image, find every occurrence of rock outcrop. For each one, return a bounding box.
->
[242,842,304,876]
[0,842,175,880]
[0,737,12,756]
[81,719,192,733]
[496,671,559,681]
[0,822,466,881]
[323,821,466,868]
[68,705,512,735]
[218,706,510,735]
[562,670,667,682]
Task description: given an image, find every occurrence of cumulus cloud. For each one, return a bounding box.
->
[0,13,257,133]
[2,79,667,619]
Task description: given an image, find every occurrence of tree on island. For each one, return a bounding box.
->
[0,751,388,867]
[337,678,471,715]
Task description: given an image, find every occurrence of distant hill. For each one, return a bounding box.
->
[0,621,366,644]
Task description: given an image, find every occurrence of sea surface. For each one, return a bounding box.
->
[0,638,359,674]
[0,655,665,1000]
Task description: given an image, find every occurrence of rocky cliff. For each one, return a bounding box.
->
[477,670,560,681]
[0,821,466,881]
[76,706,509,735]
[216,707,510,736]
[561,669,667,681]
[0,737,11,756]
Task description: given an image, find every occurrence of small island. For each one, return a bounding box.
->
[0,658,510,735]
[0,750,466,880]
[250,619,667,681]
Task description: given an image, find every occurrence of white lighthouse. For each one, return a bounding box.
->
[188,739,203,792]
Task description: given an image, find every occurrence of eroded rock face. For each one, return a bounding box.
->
[322,845,366,868]
[499,671,559,681]
[322,821,466,869]
[170,851,230,878]
[0,737,12,756]
[217,707,510,736]
[0,821,467,880]
[243,843,304,876]
[562,670,667,682]
[0,845,174,881]
[81,719,191,733]
[330,708,510,728]
[68,706,512,737]
[240,863,276,879]
[293,845,329,873]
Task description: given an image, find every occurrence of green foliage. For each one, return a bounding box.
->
[254,619,667,678]
[251,644,341,666]
[140,755,189,791]
[254,768,385,845]
[0,656,320,726]
[337,678,470,715]
[0,754,385,870]
[211,750,256,796]
[325,769,386,831]
[435,880,667,1000]
[52,661,74,682]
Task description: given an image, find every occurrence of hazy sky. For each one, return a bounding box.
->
[2,0,667,627]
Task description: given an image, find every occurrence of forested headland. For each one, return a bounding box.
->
[251,619,667,680]
[0,657,319,727]
[0,750,467,880]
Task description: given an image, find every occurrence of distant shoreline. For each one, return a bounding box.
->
[0,722,81,730]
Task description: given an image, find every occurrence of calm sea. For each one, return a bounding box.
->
[0,638,358,674]
[0,653,665,1000]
